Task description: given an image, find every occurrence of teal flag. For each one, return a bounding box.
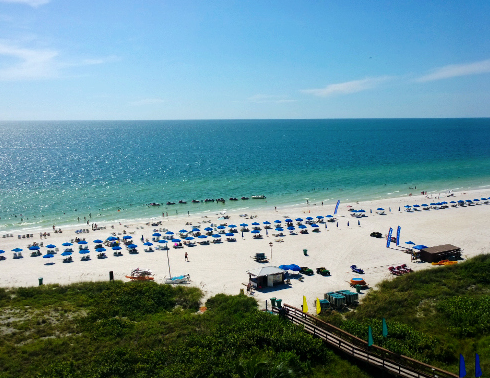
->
[368,326,374,347]
[382,318,388,337]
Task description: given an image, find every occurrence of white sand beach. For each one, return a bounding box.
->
[1,188,489,312]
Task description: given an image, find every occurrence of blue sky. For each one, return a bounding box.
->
[0,0,489,120]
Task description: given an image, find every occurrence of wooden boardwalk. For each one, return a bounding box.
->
[272,304,457,378]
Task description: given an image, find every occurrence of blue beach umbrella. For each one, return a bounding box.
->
[123,235,133,240]
[251,230,260,234]
[79,250,90,254]
[96,247,106,252]
[217,225,226,229]
[252,222,260,226]
[225,233,234,237]
[404,205,411,208]
[165,231,174,235]
[481,197,487,201]
[263,221,271,225]
[185,236,194,240]
[287,226,295,230]
[377,208,384,211]
[274,220,281,224]
[228,224,237,228]
[171,239,181,243]
[128,243,138,248]
[316,215,324,219]
[240,223,248,227]
[107,236,117,241]
[78,240,88,244]
[143,242,153,246]
[157,240,167,244]
[198,235,207,239]
[298,225,307,229]
[295,218,303,222]
[288,264,301,272]
[275,227,284,232]
[29,245,40,250]
[46,244,56,249]
[192,228,200,232]
[93,239,103,244]
[61,251,72,256]
[62,242,72,246]
[204,227,213,231]
[112,246,122,250]
[311,224,319,228]
[43,254,54,259]
[413,245,428,250]
[306,217,314,220]
[405,241,415,245]
[212,234,221,238]
[152,232,161,237]
[179,229,188,233]
[278,264,290,270]
[0,250,4,254]
[326,215,333,218]
[12,248,22,252]
[285,218,293,223]
[413,205,420,208]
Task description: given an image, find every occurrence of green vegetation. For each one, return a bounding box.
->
[0,281,374,378]
[322,254,490,377]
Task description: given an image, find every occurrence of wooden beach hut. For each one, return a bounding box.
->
[419,244,462,263]
[247,266,285,289]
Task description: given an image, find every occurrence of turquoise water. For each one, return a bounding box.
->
[1,119,490,231]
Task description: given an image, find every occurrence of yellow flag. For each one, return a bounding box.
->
[303,295,308,313]
[316,298,321,315]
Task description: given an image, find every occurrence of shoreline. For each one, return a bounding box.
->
[1,185,490,312]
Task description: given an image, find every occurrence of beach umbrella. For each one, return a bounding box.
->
[143,242,153,246]
[192,228,200,232]
[285,218,293,223]
[481,198,487,201]
[171,239,181,243]
[289,264,301,271]
[278,264,290,270]
[263,221,271,225]
[358,209,365,213]
[326,215,333,218]
[198,235,207,239]
[413,205,420,208]
[29,245,40,250]
[62,242,72,246]
[179,229,188,233]
[107,236,117,241]
[275,227,284,232]
[46,244,56,249]
[0,250,4,254]
[93,239,103,244]
[404,205,411,208]
[204,227,213,231]
[78,240,88,244]
[377,208,384,211]
[251,230,260,234]
[152,232,161,237]
[43,254,54,259]
[128,243,138,248]
[298,225,307,229]
[450,201,456,204]
[185,236,194,240]
[212,234,221,238]
[112,246,122,250]
[96,247,106,252]
[157,240,167,244]
[79,250,90,254]
[295,218,303,222]
[240,223,248,227]
[465,200,472,203]
[165,231,174,235]
[12,248,22,252]
[274,220,281,224]
[412,245,428,250]
[316,215,324,219]
[405,241,415,245]
[217,225,226,229]
[228,224,237,228]
[306,217,313,220]
[311,224,319,228]
[251,222,260,226]
[123,235,133,240]
[61,251,72,256]
[225,233,234,237]
[287,226,295,230]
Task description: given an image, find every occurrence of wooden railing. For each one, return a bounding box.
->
[272,304,457,378]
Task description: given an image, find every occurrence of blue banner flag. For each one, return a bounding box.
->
[459,354,466,378]
[368,326,374,347]
[334,200,340,215]
[475,353,482,377]
[396,226,401,246]
[386,227,393,248]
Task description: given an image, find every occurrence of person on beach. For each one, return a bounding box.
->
[185,252,189,262]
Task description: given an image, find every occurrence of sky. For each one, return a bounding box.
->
[0,0,489,120]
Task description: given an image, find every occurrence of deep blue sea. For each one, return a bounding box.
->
[1,119,490,231]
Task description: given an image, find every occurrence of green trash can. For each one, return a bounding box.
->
[355,284,361,293]
[303,249,308,256]
[270,297,276,307]
[38,277,43,286]
[275,299,282,308]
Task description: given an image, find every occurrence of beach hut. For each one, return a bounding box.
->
[419,244,462,263]
[247,266,285,289]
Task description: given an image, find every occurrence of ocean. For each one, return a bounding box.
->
[1,118,490,231]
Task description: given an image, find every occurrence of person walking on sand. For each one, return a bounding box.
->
[185,252,189,262]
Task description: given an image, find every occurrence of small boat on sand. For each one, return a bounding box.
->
[164,274,190,284]
[126,268,154,281]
